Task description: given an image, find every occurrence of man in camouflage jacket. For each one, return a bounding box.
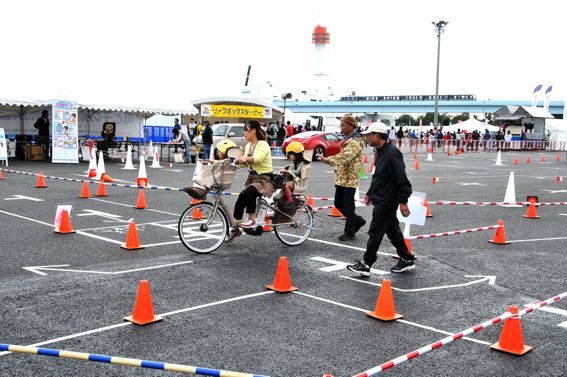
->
[321,114,366,241]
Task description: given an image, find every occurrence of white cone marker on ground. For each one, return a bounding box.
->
[122,145,136,170]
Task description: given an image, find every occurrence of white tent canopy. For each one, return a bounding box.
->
[0,98,197,138]
[546,119,567,150]
[444,117,499,133]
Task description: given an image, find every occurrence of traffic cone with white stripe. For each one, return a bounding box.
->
[150,150,162,168]
[491,306,532,355]
[87,148,97,177]
[137,157,148,187]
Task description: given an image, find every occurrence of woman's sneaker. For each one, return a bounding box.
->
[239,219,256,229]
[346,260,371,277]
[224,229,242,243]
[390,259,415,273]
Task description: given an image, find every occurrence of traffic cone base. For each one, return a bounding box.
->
[79,181,91,198]
[490,306,532,355]
[36,174,47,188]
[367,279,403,321]
[266,256,297,293]
[328,206,342,217]
[488,219,510,245]
[134,189,147,209]
[124,280,163,325]
[55,209,75,234]
[121,222,144,250]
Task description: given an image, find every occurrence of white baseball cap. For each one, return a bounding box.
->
[361,121,389,135]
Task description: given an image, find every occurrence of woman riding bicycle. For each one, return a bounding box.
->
[225,120,274,242]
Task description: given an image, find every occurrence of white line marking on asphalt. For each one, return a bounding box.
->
[89,197,180,216]
[303,236,397,257]
[4,195,44,201]
[77,220,176,231]
[508,236,567,243]
[0,291,274,357]
[293,291,490,345]
[0,210,53,226]
[524,303,567,316]
[340,275,496,292]
[22,261,193,276]
[310,257,389,275]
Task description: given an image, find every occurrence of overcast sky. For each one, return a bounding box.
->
[2,0,566,110]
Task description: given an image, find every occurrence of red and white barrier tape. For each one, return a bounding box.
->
[430,201,567,206]
[352,291,567,376]
[408,224,500,240]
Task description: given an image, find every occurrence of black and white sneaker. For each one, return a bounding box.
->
[391,259,415,273]
[346,260,371,277]
[224,229,242,243]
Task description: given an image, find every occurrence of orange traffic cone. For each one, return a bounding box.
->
[134,189,147,209]
[272,140,277,148]
[488,219,510,245]
[124,280,163,325]
[55,209,76,234]
[556,154,560,161]
[404,238,413,254]
[191,198,204,219]
[363,155,368,164]
[541,155,545,162]
[121,221,144,250]
[328,206,342,217]
[413,152,417,160]
[513,157,519,165]
[447,147,452,156]
[263,216,272,232]
[424,198,432,218]
[526,156,531,164]
[491,306,532,355]
[95,181,108,197]
[36,173,47,188]
[307,194,315,209]
[414,159,420,170]
[266,256,297,293]
[367,279,403,321]
[523,198,540,219]
[101,173,114,183]
[0,170,4,180]
[369,162,374,174]
[79,182,91,198]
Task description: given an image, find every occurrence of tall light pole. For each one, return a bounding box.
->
[432,20,448,129]
[281,93,292,125]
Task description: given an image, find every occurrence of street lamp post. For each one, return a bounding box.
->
[281,93,292,125]
[432,20,448,129]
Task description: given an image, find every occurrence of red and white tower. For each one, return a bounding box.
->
[312,25,330,97]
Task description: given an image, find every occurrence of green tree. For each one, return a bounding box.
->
[396,114,415,127]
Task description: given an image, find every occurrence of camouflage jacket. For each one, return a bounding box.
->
[326,134,364,188]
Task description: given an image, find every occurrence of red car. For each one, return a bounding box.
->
[281,131,342,161]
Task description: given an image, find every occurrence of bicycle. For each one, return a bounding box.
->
[178,158,314,254]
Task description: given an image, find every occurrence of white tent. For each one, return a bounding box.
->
[444,117,499,133]
[545,119,567,150]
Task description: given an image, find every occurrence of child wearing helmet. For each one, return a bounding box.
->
[183,139,239,200]
[280,141,310,202]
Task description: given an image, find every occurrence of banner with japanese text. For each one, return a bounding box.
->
[201,104,272,119]
[51,100,79,163]
[0,128,8,165]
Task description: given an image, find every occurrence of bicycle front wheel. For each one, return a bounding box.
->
[274,202,314,246]
[178,202,228,254]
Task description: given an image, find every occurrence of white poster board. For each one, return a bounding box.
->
[52,100,79,163]
[0,128,7,166]
[397,191,427,226]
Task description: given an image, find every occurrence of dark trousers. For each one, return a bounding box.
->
[37,135,50,158]
[334,185,364,234]
[234,185,261,220]
[363,204,412,267]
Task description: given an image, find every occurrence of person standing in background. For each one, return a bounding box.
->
[34,109,50,160]
[201,121,213,159]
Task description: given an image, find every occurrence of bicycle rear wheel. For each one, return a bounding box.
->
[274,201,313,246]
[178,202,228,254]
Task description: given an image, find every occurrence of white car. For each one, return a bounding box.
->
[195,123,246,152]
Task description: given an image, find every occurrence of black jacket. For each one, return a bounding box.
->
[367,142,412,205]
[202,125,213,144]
[34,117,50,136]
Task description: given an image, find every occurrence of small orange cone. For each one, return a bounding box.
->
[121,221,144,250]
[523,198,540,219]
[79,182,91,198]
[404,238,413,254]
[541,155,545,162]
[0,170,4,180]
[447,147,452,156]
[556,154,560,161]
[36,173,47,188]
[266,256,297,293]
[513,157,519,165]
[272,140,277,148]
[124,280,163,325]
[191,198,204,219]
[526,156,531,164]
[414,159,420,170]
[367,279,403,321]
[328,206,342,217]
[55,209,76,234]
[488,219,510,245]
[363,155,368,163]
[95,181,108,197]
[101,173,114,183]
[369,162,374,173]
[424,198,432,218]
[491,306,532,355]
[307,194,315,208]
[413,152,417,160]
[263,215,272,232]
[134,189,147,209]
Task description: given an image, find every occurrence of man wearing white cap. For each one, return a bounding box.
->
[346,122,415,274]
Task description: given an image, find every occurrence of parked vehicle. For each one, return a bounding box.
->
[281,131,342,161]
[195,123,246,153]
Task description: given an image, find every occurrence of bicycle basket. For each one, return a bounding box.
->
[211,159,238,190]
